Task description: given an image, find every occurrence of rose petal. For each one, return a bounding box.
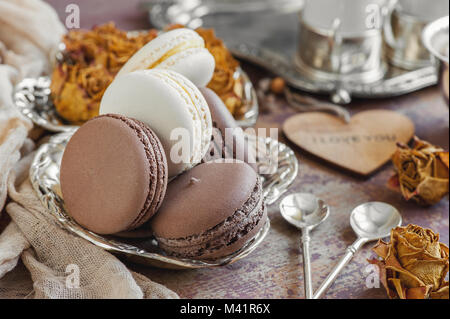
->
[389,278,407,299]
[372,240,389,259]
[438,152,449,169]
[402,259,449,290]
[369,258,397,299]
[405,285,432,299]
[430,282,449,299]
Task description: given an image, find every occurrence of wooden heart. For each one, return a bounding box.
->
[282,110,415,175]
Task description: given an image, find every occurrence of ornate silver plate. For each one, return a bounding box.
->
[13,77,77,133]
[14,67,258,133]
[29,131,298,269]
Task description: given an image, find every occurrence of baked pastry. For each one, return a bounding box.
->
[117,28,215,87]
[60,114,168,235]
[100,69,212,178]
[150,159,267,260]
[51,23,248,124]
[200,87,257,171]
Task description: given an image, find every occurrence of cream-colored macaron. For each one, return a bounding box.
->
[117,28,215,87]
[100,69,212,178]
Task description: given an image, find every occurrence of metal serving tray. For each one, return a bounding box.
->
[146,2,438,100]
[30,131,298,269]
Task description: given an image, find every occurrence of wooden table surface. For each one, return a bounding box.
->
[45,0,449,299]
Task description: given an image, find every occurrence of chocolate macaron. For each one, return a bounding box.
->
[200,87,257,171]
[150,159,267,260]
[60,114,168,235]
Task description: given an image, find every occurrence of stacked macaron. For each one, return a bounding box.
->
[100,69,213,178]
[61,114,168,235]
[150,159,266,260]
[117,28,215,87]
[200,87,257,170]
[60,28,267,261]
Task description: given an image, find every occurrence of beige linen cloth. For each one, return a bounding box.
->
[0,0,178,299]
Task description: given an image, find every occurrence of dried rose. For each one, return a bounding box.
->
[369,224,449,299]
[165,26,247,117]
[51,63,114,124]
[389,137,449,206]
[77,65,113,102]
[51,23,158,124]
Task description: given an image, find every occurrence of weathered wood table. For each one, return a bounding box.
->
[45,0,450,299]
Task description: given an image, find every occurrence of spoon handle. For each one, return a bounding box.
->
[301,230,313,299]
[313,237,367,299]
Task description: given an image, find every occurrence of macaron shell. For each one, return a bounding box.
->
[61,116,152,234]
[126,117,168,228]
[100,70,203,178]
[117,29,203,75]
[155,178,267,260]
[200,87,257,171]
[151,160,267,260]
[199,205,267,260]
[162,70,212,163]
[156,47,215,87]
[117,28,214,87]
[151,70,204,163]
[150,160,258,239]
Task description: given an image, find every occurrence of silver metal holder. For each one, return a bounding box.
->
[13,67,258,133]
[146,0,306,29]
[295,15,386,86]
[144,2,439,102]
[29,131,298,269]
[231,43,437,99]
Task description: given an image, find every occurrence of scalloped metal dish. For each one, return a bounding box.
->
[14,66,258,133]
[29,131,298,269]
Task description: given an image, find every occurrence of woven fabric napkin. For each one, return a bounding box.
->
[0,0,178,299]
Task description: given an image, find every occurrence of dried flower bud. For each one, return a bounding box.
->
[369,224,449,299]
[51,23,158,124]
[388,137,449,206]
[270,77,286,95]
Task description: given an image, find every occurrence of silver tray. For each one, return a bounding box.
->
[14,66,258,133]
[29,131,298,269]
[147,5,438,99]
[230,43,438,98]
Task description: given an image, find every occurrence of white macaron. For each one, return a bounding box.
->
[117,28,215,87]
[100,69,212,178]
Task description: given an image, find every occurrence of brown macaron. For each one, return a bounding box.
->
[60,114,168,235]
[200,87,257,171]
[150,159,267,260]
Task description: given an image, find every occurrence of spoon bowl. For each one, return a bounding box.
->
[280,193,330,230]
[350,202,402,240]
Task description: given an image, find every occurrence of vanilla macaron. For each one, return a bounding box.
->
[100,69,212,178]
[117,28,215,87]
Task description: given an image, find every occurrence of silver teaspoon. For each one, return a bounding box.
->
[313,202,402,299]
[280,193,330,299]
